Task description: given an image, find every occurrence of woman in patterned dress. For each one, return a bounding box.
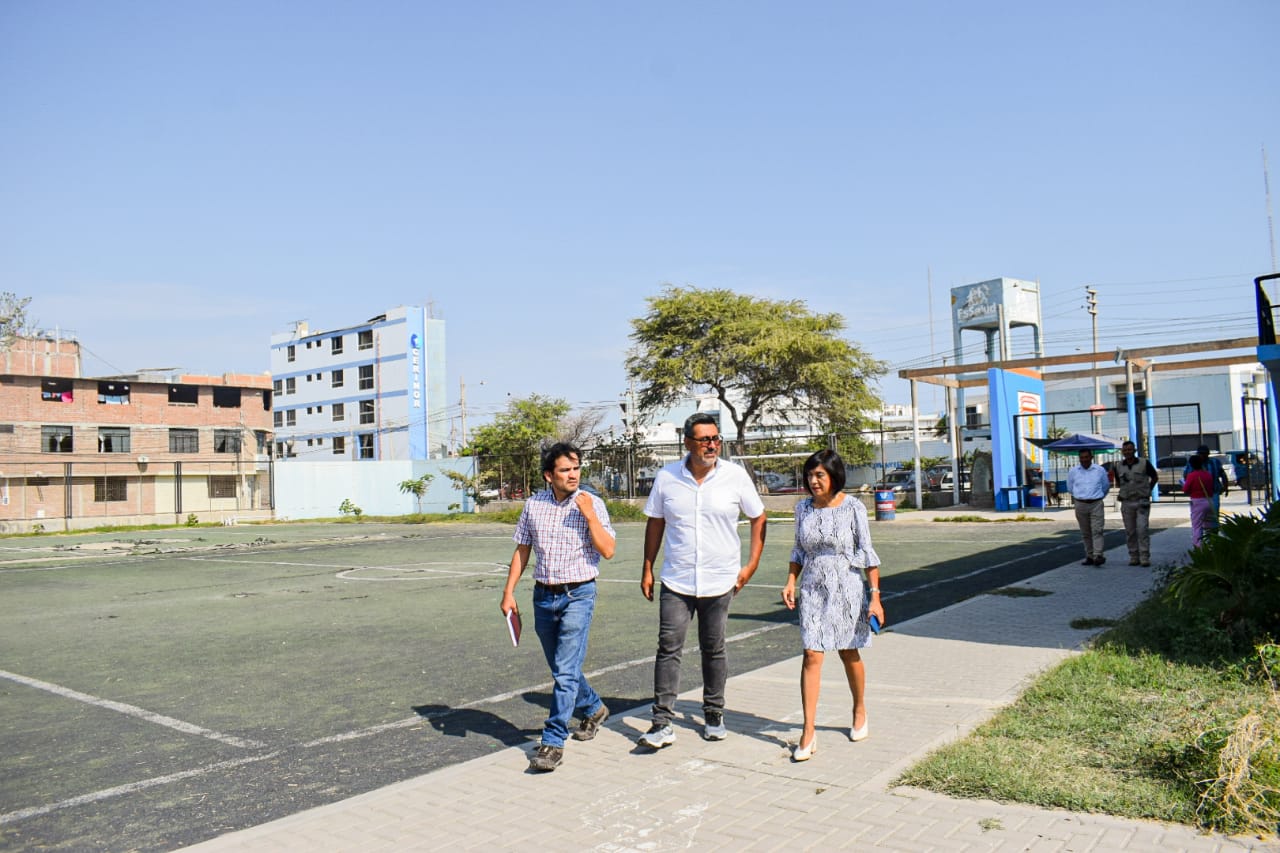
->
[780,449,885,761]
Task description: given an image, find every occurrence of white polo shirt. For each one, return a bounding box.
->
[643,455,765,597]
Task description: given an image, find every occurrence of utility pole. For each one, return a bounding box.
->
[1086,287,1101,433]
[459,377,468,450]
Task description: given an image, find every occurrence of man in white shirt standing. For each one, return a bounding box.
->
[1067,448,1112,566]
[637,413,767,749]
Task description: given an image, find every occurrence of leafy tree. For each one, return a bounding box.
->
[0,292,33,349]
[627,286,885,450]
[397,474,434,514]
[464,394,571,497]
[443,469,488,510]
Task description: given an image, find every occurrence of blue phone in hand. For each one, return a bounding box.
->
[869,614,882,634]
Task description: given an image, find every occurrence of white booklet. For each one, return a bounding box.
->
[505,609,522,647]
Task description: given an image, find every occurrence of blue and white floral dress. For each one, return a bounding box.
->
[791,496,881,651]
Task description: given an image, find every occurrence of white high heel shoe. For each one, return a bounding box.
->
[792,734,817,761]
[851,713,869,742]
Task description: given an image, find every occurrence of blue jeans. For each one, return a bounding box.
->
[651,585,734,726]
[532,581,602,748]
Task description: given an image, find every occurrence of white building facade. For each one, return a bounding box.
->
[269,306,447,461]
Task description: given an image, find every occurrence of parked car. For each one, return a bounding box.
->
[1224,450,1268,489]
[1155,455,1191,495]
[1156,453,1235,495]
[874,470,923,494]
[935,471,971,492]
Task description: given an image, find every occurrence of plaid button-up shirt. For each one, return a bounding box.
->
[513,488,614,584]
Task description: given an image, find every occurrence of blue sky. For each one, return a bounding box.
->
[3,1,1277,429]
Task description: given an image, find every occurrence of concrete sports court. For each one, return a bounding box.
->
[1,507,1189,851]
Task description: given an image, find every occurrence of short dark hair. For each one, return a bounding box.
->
[1122,440,1136,450]
[1189,454,1205,470]
[683,413,718,438]
[802,449,846,494]
[541,442,581,473]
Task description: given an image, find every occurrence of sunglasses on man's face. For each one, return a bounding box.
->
[689,435,722,445]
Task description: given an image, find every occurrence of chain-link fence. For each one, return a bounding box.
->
[467,424,961,501]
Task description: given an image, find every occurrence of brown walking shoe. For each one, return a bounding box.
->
[528,744,563,772]
[571,703,610,741]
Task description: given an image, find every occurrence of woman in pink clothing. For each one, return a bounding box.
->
[1183,455,1215,548]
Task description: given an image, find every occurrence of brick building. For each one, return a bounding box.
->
[0,332,274,533]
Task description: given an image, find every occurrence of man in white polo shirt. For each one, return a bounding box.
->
[637,413,767,748]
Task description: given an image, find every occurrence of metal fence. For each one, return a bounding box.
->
[468,425,958,501]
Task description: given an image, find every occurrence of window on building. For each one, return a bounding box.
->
[287,344,296,362]
[285,377,296,394]
[358,330,373,350]
[315,437,324,446]
[262,389,271,411]
[97,381,130,405]
[357,433,374,459]
[42,425,74,453]
[332,402,345,422]
[332,436,346,455]
[255,430,269,454]
[213,429,241,453]
[168,385,198,405]
[331,369,344,388]
[331,336,344,354]
[358,364,374,390]
[208,476,237,499]
[273,379,282,394]
[98,427,131,453]
[305,374,312,383]
[360,399,375,424]
[212,387,241,408]
[276,441,287,457]
[169,429,199,453]
[286,410,296,426]
[273,411,283,427]
[41,378,74,402]
[306,407,313,415]
[94,477,128,502]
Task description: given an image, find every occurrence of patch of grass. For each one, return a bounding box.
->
[896,592,1280,835]
[990,587,1052,598]
[933,514,1052,523]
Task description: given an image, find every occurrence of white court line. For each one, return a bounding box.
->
[0,752,279,825]
[0,669,265,750]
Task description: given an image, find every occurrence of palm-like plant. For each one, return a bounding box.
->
[1167,504,1280,647]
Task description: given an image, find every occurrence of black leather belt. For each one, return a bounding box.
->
[535,579,593,594]
[1076,497,1102,502]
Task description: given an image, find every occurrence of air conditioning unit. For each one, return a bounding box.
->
[137,455,150,463]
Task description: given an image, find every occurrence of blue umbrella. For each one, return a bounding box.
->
[1041,432,1119,452]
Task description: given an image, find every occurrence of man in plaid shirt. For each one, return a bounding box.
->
[500,442,615,772]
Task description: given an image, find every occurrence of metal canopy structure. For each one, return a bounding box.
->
[895,335,1263,511]
[899,335,1260,389]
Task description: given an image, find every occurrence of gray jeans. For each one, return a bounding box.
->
[1120,498,1150,561]
[1074,497,1106,559]
[651,585,734,725]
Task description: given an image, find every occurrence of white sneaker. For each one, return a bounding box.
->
[638,723,675,749]
[703,711,728,740]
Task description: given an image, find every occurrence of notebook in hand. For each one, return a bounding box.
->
[505,609,522,647]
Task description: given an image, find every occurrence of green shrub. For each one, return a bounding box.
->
[1166,505,1280,654]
